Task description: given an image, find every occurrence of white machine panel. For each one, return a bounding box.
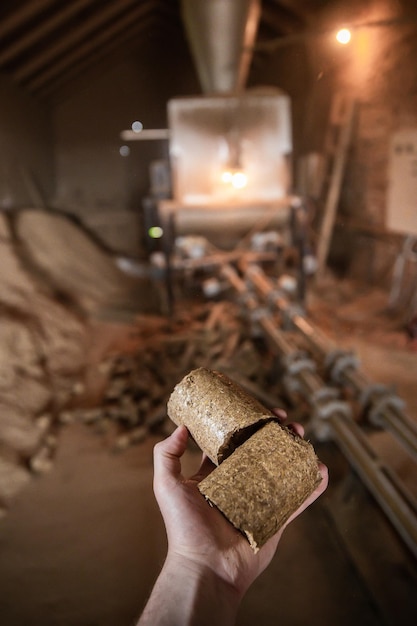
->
[386,129,417,235]
[168,91,292,206]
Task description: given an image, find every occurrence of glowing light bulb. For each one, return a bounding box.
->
[221,171,233,183]
[231,172,247,189]
[336,28,351,44]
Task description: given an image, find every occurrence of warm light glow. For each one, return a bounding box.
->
[221,171,233,183]
[231,171,247,189]
[148,226,163,239]
[220,169,248,189]
[336,28,351,44]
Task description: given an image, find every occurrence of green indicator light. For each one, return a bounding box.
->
[148,226,163,239]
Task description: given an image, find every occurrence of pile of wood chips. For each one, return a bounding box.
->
[59,300,281,453]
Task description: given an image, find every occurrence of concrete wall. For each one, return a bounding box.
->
[0,76,53,210]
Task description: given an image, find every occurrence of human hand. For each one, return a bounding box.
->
[153,412,328,601]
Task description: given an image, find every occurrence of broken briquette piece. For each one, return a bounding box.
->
[198,420,323,552]
[167,367,278,465]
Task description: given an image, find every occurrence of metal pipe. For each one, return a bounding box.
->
[220,264,297,357]
[243,262,334,356]
[181,0,261,93]
[374,405,417,460]
[244,262,417,460]
[220,264,341,401]
[329,412,417,559]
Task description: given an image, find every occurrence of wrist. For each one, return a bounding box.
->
[138,551,242,626]
[164,552,242,624]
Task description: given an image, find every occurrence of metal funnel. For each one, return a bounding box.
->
[181,0,261,94]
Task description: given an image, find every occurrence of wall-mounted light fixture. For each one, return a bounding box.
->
[253,15,415,52]
[336,28,351,44]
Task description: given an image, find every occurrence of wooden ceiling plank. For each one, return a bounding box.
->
[0,0,94,67]
[261,2,305,35]
[0,0,57,39]
[267,0,310,23]
[15,0,150,82]
[36,15,158,100]
[26,2,157,92]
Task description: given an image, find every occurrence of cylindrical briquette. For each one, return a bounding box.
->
[167,367,277,464]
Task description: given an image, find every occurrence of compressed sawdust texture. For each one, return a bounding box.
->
[198,421,323,552]
[167,367,276,464]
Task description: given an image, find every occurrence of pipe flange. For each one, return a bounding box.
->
[311,385,339,405]
[311,386,352,420]
[325,349,360,384]
[283,352,316,376]
[359,383,392,411]
[314,398,352,422]
[281,353,316,395]
[310,387,352,441]
[368,393,406,428]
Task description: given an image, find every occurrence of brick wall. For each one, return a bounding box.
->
[305,0,417,286]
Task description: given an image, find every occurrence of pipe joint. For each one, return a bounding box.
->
[368,392,406,428]
[281,352,316,394]
[310,387,352,441]
[325,349,360,384]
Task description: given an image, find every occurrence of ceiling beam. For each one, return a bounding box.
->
[15,0,146,82]
[31,11,159,97]
[0,0,57,39]
[0,0,94,67]
[267,0,310,23]
[26,1,157,92]
[260,2,306,36]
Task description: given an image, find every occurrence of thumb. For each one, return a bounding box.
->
[153,425,189,490]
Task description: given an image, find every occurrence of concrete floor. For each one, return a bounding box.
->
[0,423,387,626]
[1,286,417,625]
